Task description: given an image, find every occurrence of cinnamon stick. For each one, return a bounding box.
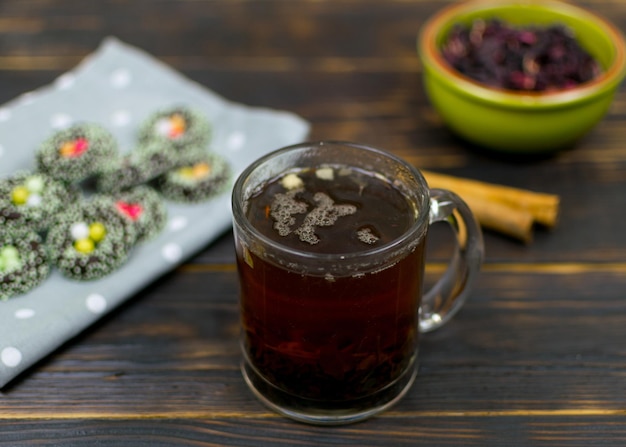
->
[423,170,560,242]
[458,194,535,243]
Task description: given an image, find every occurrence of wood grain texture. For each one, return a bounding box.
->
[1,0,626,445]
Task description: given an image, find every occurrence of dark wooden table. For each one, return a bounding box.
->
[2,0,626,445]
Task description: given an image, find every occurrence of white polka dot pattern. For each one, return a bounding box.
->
[162,243,183,263]
[110,68,132,88]
[169,216,188,232]
[1,347,22,368]
[111,109,132,127]
[0,108,11,122]
[227,131,246,151]
[55,73,76,90]
[50,113,73,129]
[14,309,35,319]
[86,294,107,314]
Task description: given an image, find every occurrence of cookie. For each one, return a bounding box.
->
[95,141,207,193]
[46,199,137,281]
[95,151,158,194]
[36,123,118,183]
[0,230,49,300]
[137,106,211,150]
[157,152,231,203]
[0,171,77,233]
[95,186,168,243]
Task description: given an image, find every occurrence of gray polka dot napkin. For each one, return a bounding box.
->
[0,37,310,388]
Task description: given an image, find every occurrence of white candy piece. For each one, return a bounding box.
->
[154,118,172,137]
[26,193,42,207]
[70,222,90,240]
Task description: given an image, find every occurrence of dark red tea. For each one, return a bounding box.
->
[237,165,425,402]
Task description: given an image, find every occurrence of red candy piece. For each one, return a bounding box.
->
[74,138,89,155]
[116,201,143,221]
[60,138,89,158]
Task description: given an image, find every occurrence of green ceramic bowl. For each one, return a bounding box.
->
[418,0,626,154]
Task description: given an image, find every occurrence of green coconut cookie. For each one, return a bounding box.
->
[46,199,138,281]
[137,106,212,150]
[95,150,159,194]
[0,230,49,300]
[157,152,232,203]
[0,171,77,233]
[95,141,207,193]
[95,186,168,243]
[36,123,118,183]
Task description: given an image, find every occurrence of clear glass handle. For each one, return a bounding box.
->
[419,188,485,332]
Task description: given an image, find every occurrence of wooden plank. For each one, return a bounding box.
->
[1,415,626,446]
[1,269,625,415]
[0,1,624,67]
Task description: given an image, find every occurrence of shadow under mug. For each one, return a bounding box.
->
[232,141,484,425]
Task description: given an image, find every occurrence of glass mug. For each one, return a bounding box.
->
[232,141,484,425]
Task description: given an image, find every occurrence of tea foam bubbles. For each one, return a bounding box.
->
[294,192,356,245]
[270,189,308,236]
[357,226,380,245]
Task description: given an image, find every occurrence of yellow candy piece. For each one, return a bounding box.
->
[74,238,95,254]
[88,222,107,243]
[11,186,30,205]
[178,167,195,179]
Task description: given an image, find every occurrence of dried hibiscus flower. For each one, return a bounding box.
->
[441,19,602,92]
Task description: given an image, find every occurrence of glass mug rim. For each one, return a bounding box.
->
[231,140,431,263]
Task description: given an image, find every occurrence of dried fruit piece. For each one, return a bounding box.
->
[441,19,602,92]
